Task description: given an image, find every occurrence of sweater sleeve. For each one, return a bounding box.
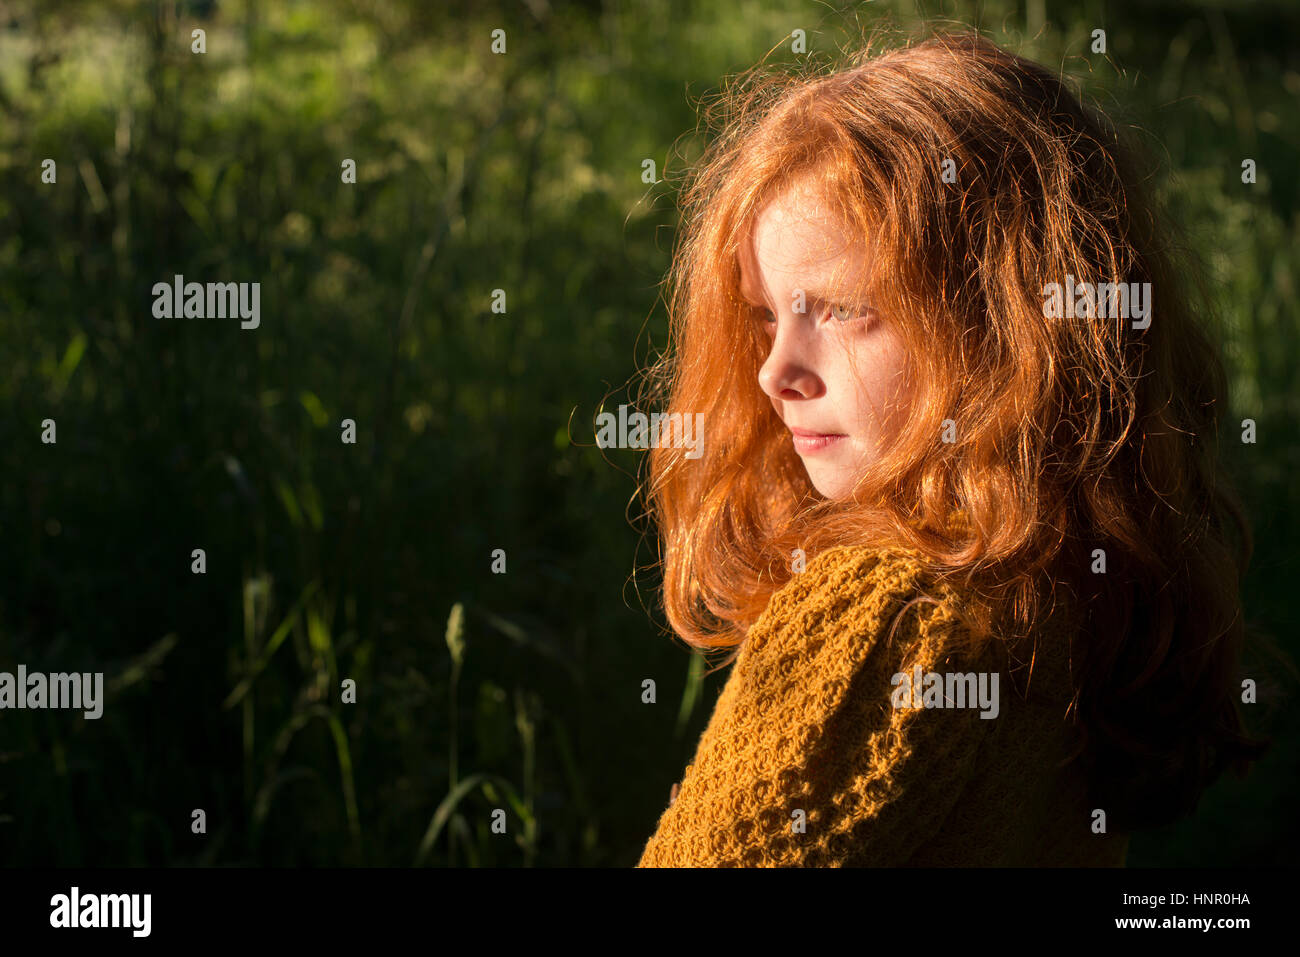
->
[636,546,1004,867]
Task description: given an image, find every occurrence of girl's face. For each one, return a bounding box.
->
[740,182,912,500]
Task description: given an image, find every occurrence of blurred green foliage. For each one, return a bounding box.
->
[0,0,1295,866]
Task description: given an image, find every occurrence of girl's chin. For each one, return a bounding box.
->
[803,451,872,500]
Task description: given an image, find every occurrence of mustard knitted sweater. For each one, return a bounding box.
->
[636,544,1130,867]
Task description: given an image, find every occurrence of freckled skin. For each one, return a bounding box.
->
[740,181,913,500]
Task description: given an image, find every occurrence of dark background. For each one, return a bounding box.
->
[0,0,1296,866]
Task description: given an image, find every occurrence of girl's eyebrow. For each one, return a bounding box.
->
[739,282,859,308]
[801,278,873,303]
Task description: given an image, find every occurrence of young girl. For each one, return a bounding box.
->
[634,30,1268,867]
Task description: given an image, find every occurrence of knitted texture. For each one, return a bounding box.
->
[636,544,1130,867]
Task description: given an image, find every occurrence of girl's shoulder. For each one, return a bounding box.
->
[735,542,1000,690]
[737,538,1078,713]
[745,543,958,647]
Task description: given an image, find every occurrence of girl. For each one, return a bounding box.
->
[633,30,1269,867]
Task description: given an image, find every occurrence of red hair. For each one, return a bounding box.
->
[637,29,1272,832]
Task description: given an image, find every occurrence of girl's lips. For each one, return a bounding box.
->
[789,428,846,454]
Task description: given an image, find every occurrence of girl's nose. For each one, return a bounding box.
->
[758,326,823,400]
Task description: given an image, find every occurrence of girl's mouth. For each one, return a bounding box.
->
[789,428,847,454]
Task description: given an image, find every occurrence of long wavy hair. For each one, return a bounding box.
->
[637,28,1273,833]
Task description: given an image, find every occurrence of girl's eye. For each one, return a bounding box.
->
[829,302,878,324]
[760,308,776,325]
